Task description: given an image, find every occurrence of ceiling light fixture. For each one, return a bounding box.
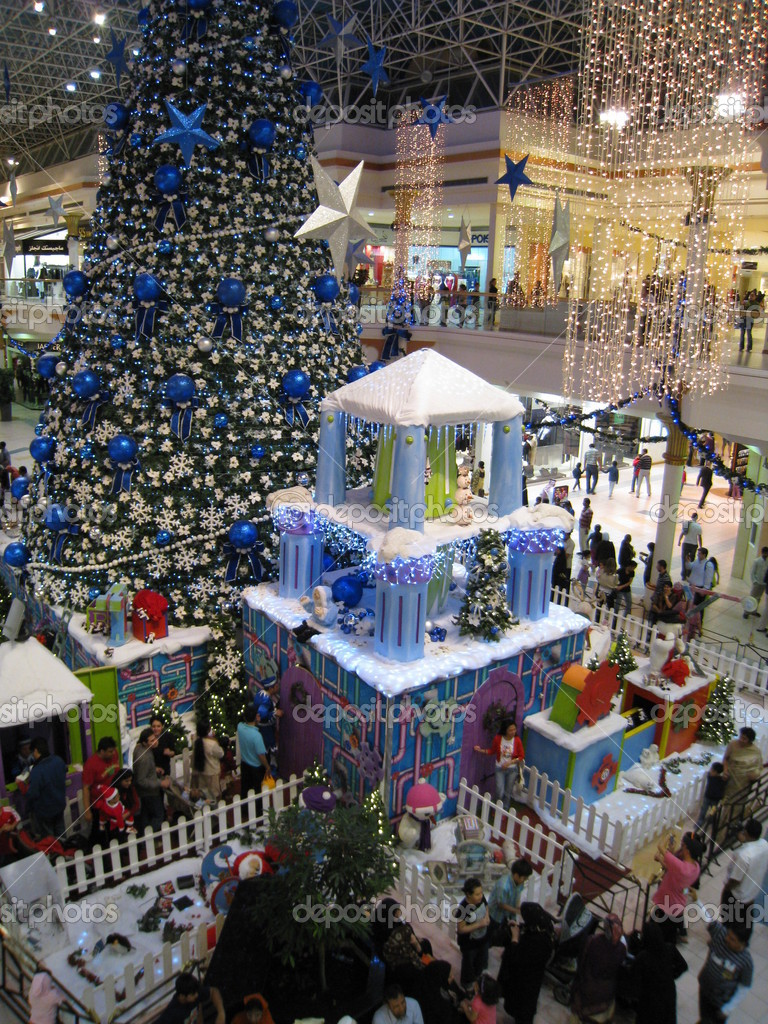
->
[94,12,106,25]
[89,68,101,80]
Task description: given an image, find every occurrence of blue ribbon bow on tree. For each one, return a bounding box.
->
[110,453,141,494]
[247,151,272,181]
[223,538,265,583]
[381,325,411,361]
[135,299,167,341]
[212,301,248,342]
[64,292,91,332]
[170,397,198,442]
[154,187,188,231]
[82,389,110,432]
[40,460,55,495]
[281,392,310,428]
[181,9,209,42]
[315,299,338,335]
[105,129,128,158]
[49,523,79,564]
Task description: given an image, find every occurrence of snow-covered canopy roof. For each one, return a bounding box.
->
[0,638,93,727]
[321,350,524,427]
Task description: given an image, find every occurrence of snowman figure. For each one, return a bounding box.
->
[449,465,473,526]
[397,780,446,851]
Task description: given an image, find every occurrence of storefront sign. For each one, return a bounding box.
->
[22,239,68,256]
[471,233,488,244]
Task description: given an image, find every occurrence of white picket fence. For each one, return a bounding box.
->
[552,584,768,698]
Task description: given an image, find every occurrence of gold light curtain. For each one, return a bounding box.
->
[394,110,445,290]
[563,0,765,402]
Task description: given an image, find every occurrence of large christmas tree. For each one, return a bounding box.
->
[19,0,373,730]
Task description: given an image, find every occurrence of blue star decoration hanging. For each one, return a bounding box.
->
[496,153,532,203]
[152,100,219,168]
[106,30,129,91]
[361,35,388,97]
[319,16,362,62]
[416,97,454,140]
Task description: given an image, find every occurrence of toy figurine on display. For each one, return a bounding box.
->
[449,464,473,526]
[397,780,445,851]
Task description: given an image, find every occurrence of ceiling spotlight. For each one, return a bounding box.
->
[65,81,77,92]
[33,1,44,11]
[7,158,16,166]
[368,211,375,216]
[89,68,101,80]
[93,34,101,43]
[94,12,106,25]
[48,25,57,35]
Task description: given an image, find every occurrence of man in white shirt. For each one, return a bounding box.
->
[372,985,424,1024]
[746,546,768,618]
[678,511,702,574]
[721,819,768,938]
[688,547,715,591]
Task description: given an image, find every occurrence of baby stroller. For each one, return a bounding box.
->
[545,892,600,1005]
[165,778,211,822]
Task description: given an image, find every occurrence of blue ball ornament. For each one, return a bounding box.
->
[247,118,277,150]
[129,133,143,148]
[294,143,307,159]
[88,587,101,601]
[134,273,163,303]
[312,274,340,303]
[216,277,246,307]
[44,504,71,533]
[369,360,386,372]
[72,370,101,400]
[299,80,323,106]
[273,0,299,28]
[10,477,29,501]
[104,102,130,132]
[3,543,30,569]
[37,354,59,379]
[186,0,212,9]
[348,283,360,305]
[322,552,335,572]
[356,323,363,336]
[331,575,363,608]
[107,434,138,464]
[282,369,311,400]
[34,424,44,436]
[156,239,174,255]
[111,334,126,350]
[270,295,284,311]
[156,530,172,547]
[243,35,256,49]
[30,436,56,463]
[347,365,368,383]
[154,164,183,195]
[214,413,229,429]
[228,520,259,549]
[63,271,88,299]
[166,373,196,404]
[250,443,266,460]
[137,6,150,26]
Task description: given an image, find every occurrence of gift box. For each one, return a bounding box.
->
[132,589,169,643]
[86,583,130,646]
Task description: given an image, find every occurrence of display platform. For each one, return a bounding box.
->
[622,658,715,758]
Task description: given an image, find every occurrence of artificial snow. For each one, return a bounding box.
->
[266,485,314,510]
[321,349,525,427]
[506,505,575,532]
[243,581,588,698]
[376,527,435,564]
[0,638,93,725]
[524,707,627,753]
[624,657,712,701]
[67,614,211,669]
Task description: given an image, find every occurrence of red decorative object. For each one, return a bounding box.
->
[592,753,618,794]
[132,589,169,642]
[575,662,621,726]
[661,657,691,686]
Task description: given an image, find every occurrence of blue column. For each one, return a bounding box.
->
[374,579,428,661]
[489,414,522,515]
[279,531,324,600]
[390,425,426,531]
[315,409,347,506]
[507,549,554,621]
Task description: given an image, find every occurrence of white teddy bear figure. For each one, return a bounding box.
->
[449,465,473,526]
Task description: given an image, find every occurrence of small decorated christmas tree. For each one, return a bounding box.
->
[381,266,413,360]
[363,788,392,841]
[303,759,330,787]
[456,529,514,642]
[698,674,735,745]
[608,631,638,681]
[150,692,188,753]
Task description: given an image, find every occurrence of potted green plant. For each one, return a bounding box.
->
[0,368,14,421]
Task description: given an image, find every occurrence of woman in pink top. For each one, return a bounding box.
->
[460,973,499,1024]
[28,972,64,1024]
[650,831,703,945]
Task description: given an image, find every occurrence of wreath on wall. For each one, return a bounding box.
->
[290,680,310,708]
[482,700,514,735]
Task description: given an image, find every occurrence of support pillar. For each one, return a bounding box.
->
[486,201,505,289]
[390,425,426,531]
[65,213,83,269]
[651,411,689,584]
[315,409,346,506]
[489,415,522,514]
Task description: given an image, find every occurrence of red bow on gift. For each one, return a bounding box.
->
[133,589,168,619]
[661,656,691,686]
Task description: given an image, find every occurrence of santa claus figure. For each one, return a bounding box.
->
[93,786,135,834]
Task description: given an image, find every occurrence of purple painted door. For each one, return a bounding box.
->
[278,665,324,780]
[459,667,524,797]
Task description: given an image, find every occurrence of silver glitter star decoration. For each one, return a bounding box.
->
[46,195,66,227]
[8,171,17,206]
[2,221,17,275]
[549,195,570,293]
[295,157,372,280]
[458,216,472,270]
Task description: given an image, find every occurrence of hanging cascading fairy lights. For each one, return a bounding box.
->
[563,0,766,403]
[502,79,574,300]
[393,106,445,293]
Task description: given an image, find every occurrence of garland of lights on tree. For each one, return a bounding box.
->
[697,674,735,745]
[455,528,515,642]
[14,0,374,732]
